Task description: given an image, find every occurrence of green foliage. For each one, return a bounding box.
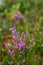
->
[0,0,43,65]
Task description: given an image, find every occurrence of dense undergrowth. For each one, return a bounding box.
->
[0,0,43,65]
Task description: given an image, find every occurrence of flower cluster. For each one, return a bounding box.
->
[11,27,19,36]
[11,27,24,51]
[14,11,22,20]
[5,43,15,57]
[5,27,27,57]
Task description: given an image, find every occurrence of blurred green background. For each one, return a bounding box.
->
[0,0,43,65]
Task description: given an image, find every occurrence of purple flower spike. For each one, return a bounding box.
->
[11,27,19,36]
[12,46,18,49]
[17,38,22,44]
[13,36,17,43]
[5,44,10,52]
[10,52,15,57]
[22,32,27,41]
[19,43,24,51]
[5,44,9,49]
[14,12,22,20]
[10,50,15,57]
[5,44,15,57]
